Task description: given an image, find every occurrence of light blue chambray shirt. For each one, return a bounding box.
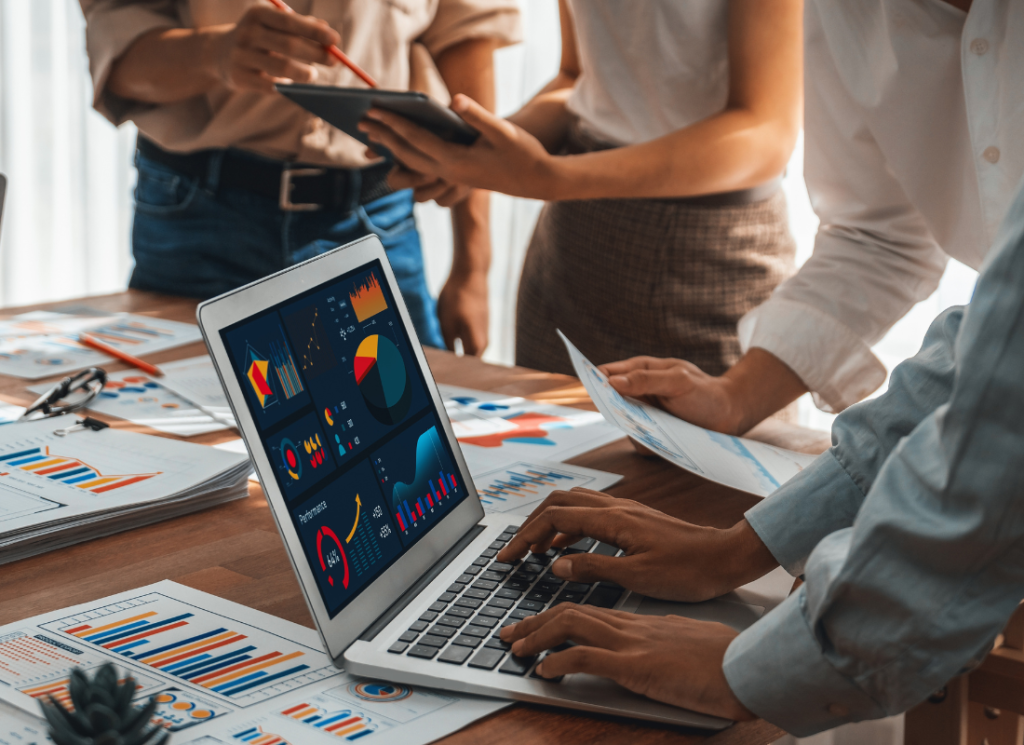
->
[722,180,1024,737]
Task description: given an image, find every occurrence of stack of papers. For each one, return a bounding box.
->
[0,417,251,564]
[0,582,507,744]
[0,309,202,380]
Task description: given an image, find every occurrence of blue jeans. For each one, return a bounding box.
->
[130,151,444,348]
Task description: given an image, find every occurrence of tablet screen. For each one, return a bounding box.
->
[220,259,469,619]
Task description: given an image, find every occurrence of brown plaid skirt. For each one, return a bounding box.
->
[515,190,796,376]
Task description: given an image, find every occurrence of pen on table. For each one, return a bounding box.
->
[79,333,164,377]
[265,0,378,88]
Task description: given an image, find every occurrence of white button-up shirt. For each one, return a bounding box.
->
[738,0,1024,412]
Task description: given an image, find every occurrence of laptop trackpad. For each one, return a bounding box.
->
[633,595,764,632]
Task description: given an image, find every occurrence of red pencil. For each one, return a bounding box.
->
[79,333,164,377]
[265,0,378,88]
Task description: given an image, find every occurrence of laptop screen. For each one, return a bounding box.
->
[220,259,470,619]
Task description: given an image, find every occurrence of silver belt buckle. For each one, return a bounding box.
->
[279,166,326,211]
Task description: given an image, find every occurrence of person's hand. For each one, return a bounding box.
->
[437,270,489,355]
[213,5,340,93]
[599,356,744,434]
[496,489,778,603]
[358,94,560,200]
[499,605,753,721]
[390,166,474,208]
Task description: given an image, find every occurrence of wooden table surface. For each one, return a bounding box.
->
[0,291,820,745]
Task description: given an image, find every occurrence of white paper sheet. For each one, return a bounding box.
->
[0,310,202,380]
[157,357,236,428]
[460,448,621,515]
[558,332,818,497]
[0,582,507,745]
[0,403,24,426]
[438,384,622,471]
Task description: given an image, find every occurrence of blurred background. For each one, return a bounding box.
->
[0,0,978,433]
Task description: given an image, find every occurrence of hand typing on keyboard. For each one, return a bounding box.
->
[499,603,755,722]
[496,488,778,603]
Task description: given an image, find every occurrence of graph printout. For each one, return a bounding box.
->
[438,384,622,469]
[0,582,508,744]
[558,332,818,497]
[0,418,247,550]
[461,450,622,515]
[0,310,203,380]
[27,357,234,438]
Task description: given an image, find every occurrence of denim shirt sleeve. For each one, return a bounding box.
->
[723,183,1024,737]
[745,306,963,575]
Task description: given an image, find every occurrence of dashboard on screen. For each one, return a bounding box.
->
[221,259,469,619]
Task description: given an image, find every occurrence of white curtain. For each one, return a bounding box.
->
[0,0,137,307]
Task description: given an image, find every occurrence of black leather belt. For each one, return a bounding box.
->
[137,136,393,212]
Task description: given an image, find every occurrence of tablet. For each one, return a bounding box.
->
[276,84,479,151]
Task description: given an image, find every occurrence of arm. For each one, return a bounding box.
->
[724,189,1024,736]
[104,5,339,103]
[360,0,802,200]
[504,0,580,153]
[600,1,949,433]
[433,38,498,356]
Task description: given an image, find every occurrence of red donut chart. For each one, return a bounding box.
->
[316,525,349,589]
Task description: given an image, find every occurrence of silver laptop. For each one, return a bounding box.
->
[198,235,765,730]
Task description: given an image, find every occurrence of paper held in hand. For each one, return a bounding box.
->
[558,331,818,497]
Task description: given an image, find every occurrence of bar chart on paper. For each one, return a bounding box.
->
[280,698,377,741]
[0,445,160,493]
[41,592,337,707]
[469,460,621,515]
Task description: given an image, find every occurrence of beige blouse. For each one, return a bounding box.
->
[79,0,521,167]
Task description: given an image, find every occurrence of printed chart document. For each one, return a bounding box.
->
[0,418,250,564]
[0,582,508,744]
[461,449,621,516]
[27,357,236,438]
[559,332,818,497]
[0,310,202,380]
[438,384,622,465]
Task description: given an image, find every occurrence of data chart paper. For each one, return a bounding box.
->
[0,581,508,744]
[559,331,818,498]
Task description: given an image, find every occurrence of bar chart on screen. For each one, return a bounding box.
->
[467,459,622,516]
[41,592,337,707]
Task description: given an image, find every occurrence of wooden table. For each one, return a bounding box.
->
[0,291,821,745]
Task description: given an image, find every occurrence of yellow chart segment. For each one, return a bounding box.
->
[346,495,362,544]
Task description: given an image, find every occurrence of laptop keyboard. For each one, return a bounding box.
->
[386,526,625,680]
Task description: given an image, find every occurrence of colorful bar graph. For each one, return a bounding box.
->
[395,511,406,530]
[281,700,374,740]
[59,608,310,699]
[233,725,291,745]
[426,493,433,508]
[438,472,448,496]
[0,446,159,494]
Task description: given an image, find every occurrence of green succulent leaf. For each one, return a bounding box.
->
[114,678,136,714]
[68,669,91,713]
[86,703,119,734]
[118,691,158,740]
[94,665,117,693]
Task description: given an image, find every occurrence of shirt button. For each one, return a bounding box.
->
[970,38,990,55]
[827,703,850,717]
[983,146,1001,164]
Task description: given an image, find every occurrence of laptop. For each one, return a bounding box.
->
[198,235,768,730]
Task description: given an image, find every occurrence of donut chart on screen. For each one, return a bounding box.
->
[354,335,411,425]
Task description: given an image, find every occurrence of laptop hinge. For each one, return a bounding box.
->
[355,524,486,643]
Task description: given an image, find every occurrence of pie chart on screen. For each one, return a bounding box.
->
[354,334,412,425]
